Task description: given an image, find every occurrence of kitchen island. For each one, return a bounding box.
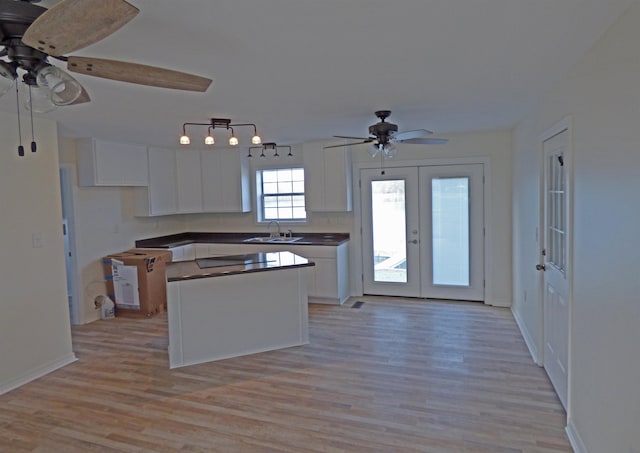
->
[165,251,313,368]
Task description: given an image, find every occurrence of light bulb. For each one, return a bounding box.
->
[36,65,82,106]
[204,135,215,145]
[23,85,57,113]
[367,143,381,158]
[251,134,262,145]
[179,135,190,145]
[229,135,239,146]
[0,62,16,99]
[384,143,397,158]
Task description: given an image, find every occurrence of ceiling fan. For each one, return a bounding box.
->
[325,110,448,158]
[0,0,213,112]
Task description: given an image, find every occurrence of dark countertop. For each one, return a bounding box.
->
[166,251,314,282]
[135,231,350,248]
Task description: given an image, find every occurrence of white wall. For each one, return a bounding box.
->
[0,112,75,394]
[512,3,640,451]
[188,130,513,306]
[59,138,186,324]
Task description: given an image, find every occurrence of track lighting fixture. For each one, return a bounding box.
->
[248,142,293,159]
[179,118,261,147]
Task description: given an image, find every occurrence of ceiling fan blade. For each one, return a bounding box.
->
[333,135,371,141]
[393,129,434,141]
[67,57,213,92]
[22,0,139,57]
[323,140,372,149]
[398,137,449,145]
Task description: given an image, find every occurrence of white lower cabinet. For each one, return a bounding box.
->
[289,243,349,305]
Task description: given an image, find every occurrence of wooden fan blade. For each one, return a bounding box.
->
[398,137,449,145]
[67,57,213,92]
[23,0,139,57]
[324,140,371,149]
[393,129,434,141]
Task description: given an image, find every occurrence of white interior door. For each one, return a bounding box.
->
[541,128,570,409]
[361,167,421,297]
[419,164,484,301]
[361,164,484,301]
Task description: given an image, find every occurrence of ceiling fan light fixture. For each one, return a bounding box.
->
[22,85,57,113]
[0,62,17,99]
[367,143,381,158]
[36,65,82,106]
[384,143,397,158]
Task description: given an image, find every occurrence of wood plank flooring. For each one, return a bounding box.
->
[0,297,572,452]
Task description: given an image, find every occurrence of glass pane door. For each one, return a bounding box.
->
[361,167,420,297]
[420,164,484,301]
[371,179,408,283]
[432,177,470,286]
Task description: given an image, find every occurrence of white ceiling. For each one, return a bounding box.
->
[0,0,634,148]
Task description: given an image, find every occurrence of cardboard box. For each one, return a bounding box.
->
[102,248,173,318]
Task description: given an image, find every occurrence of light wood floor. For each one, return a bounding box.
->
[1,297,572,452]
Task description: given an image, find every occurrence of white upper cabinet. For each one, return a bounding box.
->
[302,140,352,212]
[77,138,148,187]
[201,148,251,213]
[135,147,178,216]
[176,150,203,214]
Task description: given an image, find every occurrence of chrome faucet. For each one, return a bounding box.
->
[267,220,281,239]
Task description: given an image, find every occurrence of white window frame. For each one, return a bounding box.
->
[255,167,307,223]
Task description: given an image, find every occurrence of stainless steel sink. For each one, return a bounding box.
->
[243,236,303,243]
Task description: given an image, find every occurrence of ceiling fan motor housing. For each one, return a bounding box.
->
[369,121,398,143]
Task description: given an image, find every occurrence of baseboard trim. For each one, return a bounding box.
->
[566,419,587,453]
[0,353,77,395]
[512,307,541,366]
[489,298,511,308]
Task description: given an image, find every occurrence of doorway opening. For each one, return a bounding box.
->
[60,166,79,325]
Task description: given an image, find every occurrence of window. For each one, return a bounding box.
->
[257,168,306,221]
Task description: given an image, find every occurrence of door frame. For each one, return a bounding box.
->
[537,116,573,409]
[59,165,80,325]
[352,156,494,305]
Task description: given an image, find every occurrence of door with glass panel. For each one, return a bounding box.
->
[361,164,484,301]
[419,164,484,301]
[361,167,421,297]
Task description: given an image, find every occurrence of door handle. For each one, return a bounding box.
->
[536,264,546,271]
[407,239,418,244]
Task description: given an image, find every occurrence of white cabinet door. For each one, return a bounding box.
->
[176,150,203,213]
[302,140,352,212]
[77,138,148,186]
[201,149,251,213]
[135,147,178,216]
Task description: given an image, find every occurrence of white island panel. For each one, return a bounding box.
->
[167,267,309,368]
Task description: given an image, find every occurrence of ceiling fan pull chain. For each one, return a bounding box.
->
[15,81,24,157]
[28,86,37,153]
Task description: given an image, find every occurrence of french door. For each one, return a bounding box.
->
[361,164,484,301]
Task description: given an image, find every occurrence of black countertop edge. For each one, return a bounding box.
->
[166,254,315,282]
[135,232,350,249]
